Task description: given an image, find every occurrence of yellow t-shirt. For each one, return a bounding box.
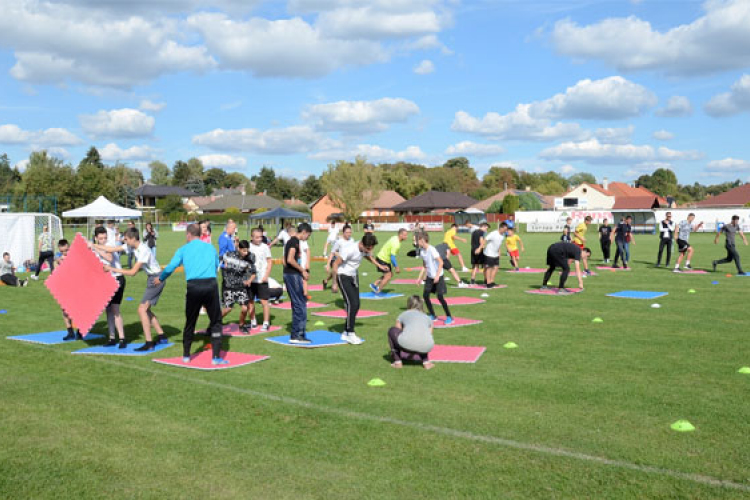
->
[506,234,520,252]
[573,223,587,245]
[444,227,457,249]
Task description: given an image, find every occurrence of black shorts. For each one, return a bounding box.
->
[484,256,500,268]
[677,239,690,253]
[223,288,250,308]
[249,282,270,301]
[442,257,453,271]
[375,257,392,274]
[109,275,126,306]
[471,250,485,266]
[424,276,447,295]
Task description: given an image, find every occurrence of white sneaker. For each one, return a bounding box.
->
[344,332,364,345]
[30,275,39,281]
[250,321,258,330]
[261,323,269,332]
[458,281,468,288]
[340,332,350,342]
[673,268,681,273]
[461,267,470,272]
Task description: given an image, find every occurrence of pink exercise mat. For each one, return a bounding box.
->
[431,296,486,306]
[525,288,584,295]
[675,269,708,274]
[153,350,269,370]
[390,279,423,285]
[308,284,324,292]
[406,266,424,272]
[271,301,327,310]
[312,309,388,318]
[505,268,546,273]
[596,266,631,271]
[560,271,597,277]
[428,344,486,363]
[198,323,283,337]
[451,284,507,290]
[432,317,483,328]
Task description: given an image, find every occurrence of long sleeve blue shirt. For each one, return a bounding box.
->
[218,231,235,258]
[160,239,219,282]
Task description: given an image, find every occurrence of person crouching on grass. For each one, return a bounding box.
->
[99,228,168,351]
[220,239,256,334]
[541,241,591,294]
[388,295,435,370]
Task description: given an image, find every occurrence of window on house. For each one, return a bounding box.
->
[563,198,578,207]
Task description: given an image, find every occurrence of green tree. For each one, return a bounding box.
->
[254,166,277,195]
[487,200,504,214]
[0,154,21,193]
[405,177,431,198]
[77,162,115,202]
[21,151,79,212]
[518,192,542,211]
[274,176,300,200]
[204,168,227,192]
[636,168,678,197]
[501,194,519,215]
[185,177,206,196]
[443,157,471,170]
[224,172,248,188]
[156,194,186,214]
[299,175,323,203]
[482,165,518,190]
[568,172,597,186]
[535,180,566,195]
[78,146,104,169]
[149,161,171,184]
[187,157,204,182]
[321,157,382,222]
[172,160,191,187]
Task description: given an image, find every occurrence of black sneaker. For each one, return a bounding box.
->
[239,324,250,334]
[118,340,128,349]
[75,331,83,340]
[655,263,661,268]
[623,264,628,269]
[133,342,154,352]
[712,261,717,272]
[298,334,312,344]
[685,264,692,270]
[104,338,118,347]
[62,332,75,341]
[540,285,550,290]
[612,264,620,268]
[156,335,168,345]
[470,279,475,285]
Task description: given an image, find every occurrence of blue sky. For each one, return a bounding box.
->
[1,0,749,185]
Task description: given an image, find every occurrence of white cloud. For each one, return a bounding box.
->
[79,108,155,138]
[0,124,82,146]
[706,157,750,172]
[188,13,386,78]
[309,144,427,163]
[594,125,634,144]
[193,126,336,154]
[444,141,505,157]
[304,98,420,134]
[624,162,670,178]
[99,143,160,161]
[139,99,166,112]
[550,0,750,76]
[540,139,702,165]
[198,154,248,168]
[452,107,584,142]
[704,74,750,117]
[413,59,435,75]
[652,129,674,141]
[42,147,70,159]
[315,5,443,40]
[0,1,216,88]
[15,159,30,172]
[655,96,693,117]
[559,164,576,174]
[529,76,656,120]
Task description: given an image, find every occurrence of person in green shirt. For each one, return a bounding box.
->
[370,229,408,294]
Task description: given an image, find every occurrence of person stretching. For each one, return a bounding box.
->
[322,225,353,290]
[332,233,386,344]
[417,232,453,324]
[371,228,408,294]
[31,224,54,280]
[388,295,435,370]
[674,213,703,272]
[443,223,469,272]
[155,224,226,364]
[541,241,590,294]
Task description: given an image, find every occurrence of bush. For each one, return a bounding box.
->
[288,204,311,214]
[518,192,542,211]
[487,200,504,214]
[225,207,241,214]
[502,194,519,215]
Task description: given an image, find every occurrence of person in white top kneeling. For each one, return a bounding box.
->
[388,295,435,370]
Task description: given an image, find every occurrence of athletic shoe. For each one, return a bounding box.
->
[712,261,718,272]
[62,332,75,341]
[470,279,475,285]
[540,285,550,290]
[556,289,572,295]
[104,338,118,347]
[250,321,258,330]
[157,335,169,345]
[212,358,230,366]
[118,340,127,349]
[444,317,454,325]
[461,267,470,272]
[261,323,270,332]
[612,265,620,268]
[182,356,191,363]
[75,331,83,340]
[340,332,350,342]
[685,264,692,270]
[458,281,468,288]
[623,264,628,269]
[428,315,436,321]
[486,283,496,289]
[30,275,39,281]
[344,332,364,345]
[239,324,250,334]
[585,270,592,276]
[290,336,311,344]
[370,283,379,293]
[673,268,681,273]
[655,263,661,268]
[322,280,328,290]
[21,279,29,287]
[133,342,154,352]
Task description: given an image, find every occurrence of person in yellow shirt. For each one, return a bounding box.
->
[573,216,592,275]
[443,223,469,272]
[504,226,525,271]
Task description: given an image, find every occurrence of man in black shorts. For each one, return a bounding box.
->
[248,227,273,331]
[541,241,591,293]
[220,239,256,333]
[470,221,488,285]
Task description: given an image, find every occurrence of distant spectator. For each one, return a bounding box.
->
[144,222,158,258]
[200,220,212,244]
[30,224,54,280]
[1,252,29,287]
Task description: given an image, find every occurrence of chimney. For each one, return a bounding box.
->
[602,177,609,190]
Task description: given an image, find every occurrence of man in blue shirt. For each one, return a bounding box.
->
[218,220,237,258]
[155,224,227,365]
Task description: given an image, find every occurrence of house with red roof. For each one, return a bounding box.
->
[557,179,666,211]
[694,183,750,208]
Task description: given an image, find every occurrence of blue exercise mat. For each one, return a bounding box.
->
[606,290,668,300]
[265,330,362,348]
[360,292,404,300]
[0,309,8,314]
[72,342,173,356]
[737,273,750,277]
[8,331,104,345]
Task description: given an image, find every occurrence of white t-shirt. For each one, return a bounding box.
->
[300,240,309,269]
[420,245,443,279]
[327,226,340,242]
[94,245,122,277]
[483,231,504,258]
[135,242,161,275]
[278,229,291,246]
[337,242,368,277]
[249,243,272,283]
[268,277,281,289]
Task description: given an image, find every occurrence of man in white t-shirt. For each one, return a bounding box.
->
[248,227,274,331]
[416,232,453,324]
[270,223,293,248]
[99,227,167,351]
[323,222,340,257]
[478,222,507,288]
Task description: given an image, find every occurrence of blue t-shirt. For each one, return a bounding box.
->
[160,240,219,282]
[218,231,235,258]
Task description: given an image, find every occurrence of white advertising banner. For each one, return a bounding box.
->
[654,209,750,232]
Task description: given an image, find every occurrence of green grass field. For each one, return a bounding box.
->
[2,227,750,499]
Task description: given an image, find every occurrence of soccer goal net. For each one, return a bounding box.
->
[0,213,63,271]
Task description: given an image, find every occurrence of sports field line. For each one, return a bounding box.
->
[26,345,750,493]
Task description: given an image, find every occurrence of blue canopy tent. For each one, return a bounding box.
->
[248,207,312,242]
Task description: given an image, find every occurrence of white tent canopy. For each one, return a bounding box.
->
[62,196,142,219]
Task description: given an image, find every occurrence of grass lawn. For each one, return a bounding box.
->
[1,226,749,499]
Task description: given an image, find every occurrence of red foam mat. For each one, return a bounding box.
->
[432,316,483,328]
[312,309,388,318]
[198,323,283,337]
[428,344,486,363]
[431,296,486,306]
[525,288,583,295]
[271,301,327,310]
[153,350,269,370]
